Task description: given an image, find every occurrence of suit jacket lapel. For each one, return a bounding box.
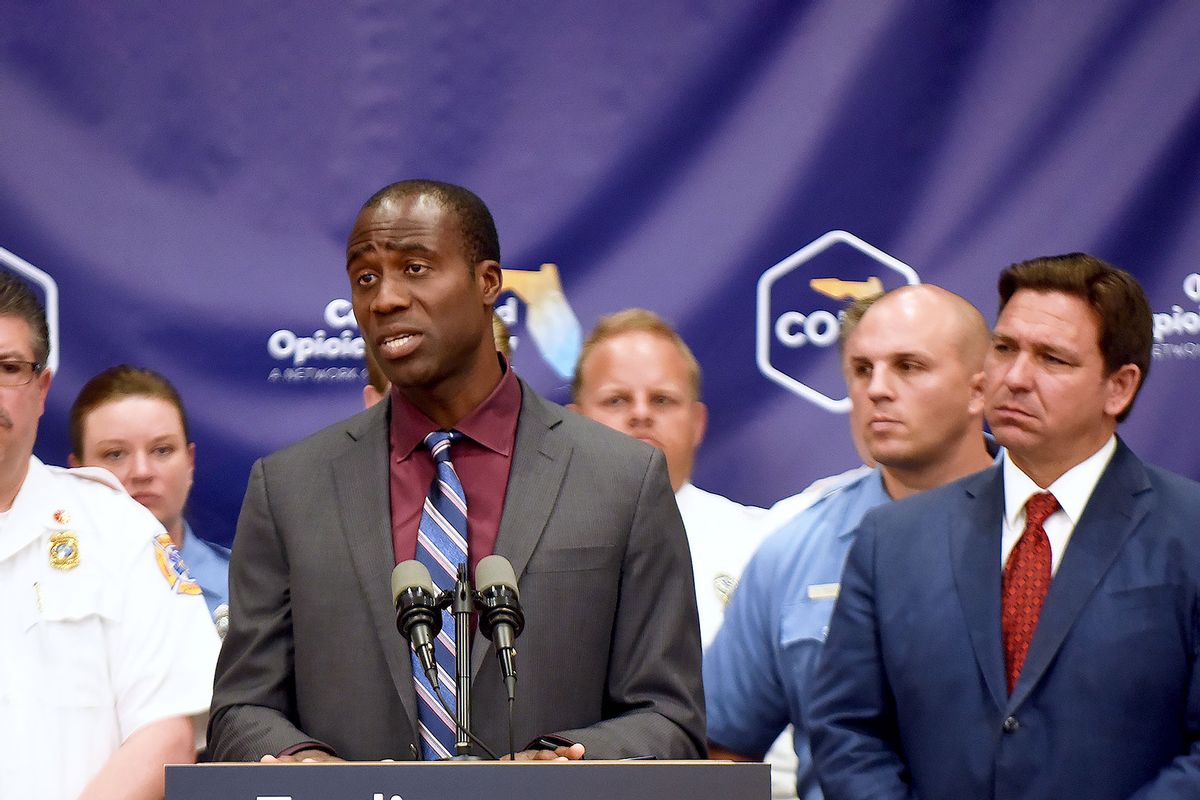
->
[951,465,1009,711]
[472,380,572,680]
[1008,440,1151,709]
[331,402,420,735]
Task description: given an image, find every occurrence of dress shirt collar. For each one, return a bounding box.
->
[1002,435,1117,529]
[388,355,521,461]
[834,467,888,540]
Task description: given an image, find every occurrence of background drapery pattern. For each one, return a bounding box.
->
[3,1,1198,547]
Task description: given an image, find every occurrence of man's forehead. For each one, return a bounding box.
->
[598,332,688,368]
[995,290,1098,340]
[581,335,688,385]
[0,314,35,348]
[844,316,942,360]
[347,196,462,254]
[844,341,936,362]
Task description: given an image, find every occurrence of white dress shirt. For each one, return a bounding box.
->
[1000,436,1117,575]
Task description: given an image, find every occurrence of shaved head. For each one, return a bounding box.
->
[842,282,993,498]
[854,284,990,371]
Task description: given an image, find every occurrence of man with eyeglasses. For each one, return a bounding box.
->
[0,271,219,799]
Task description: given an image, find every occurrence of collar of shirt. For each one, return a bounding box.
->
[1000,435,1117,574]
[826,467,888,541]
[1002,435,1117,529]
[388,355,521,459]
[385,356,521,576]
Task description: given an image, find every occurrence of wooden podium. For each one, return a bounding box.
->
[167,760,769,799]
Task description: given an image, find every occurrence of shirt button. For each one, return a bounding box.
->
[1002,716,1020,733]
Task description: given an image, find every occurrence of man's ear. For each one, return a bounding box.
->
[692,401,708,448]
[966,370,986,416]
[478,260,503,305]
[1104,363,1141,418]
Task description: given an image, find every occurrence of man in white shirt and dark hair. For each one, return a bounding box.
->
[0,270,218,799]
[570,307,797,797]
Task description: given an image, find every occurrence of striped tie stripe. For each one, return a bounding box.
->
[419,505,469,555]
[411,430,469,760]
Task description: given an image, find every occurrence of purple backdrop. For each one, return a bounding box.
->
[2,1,1199,547]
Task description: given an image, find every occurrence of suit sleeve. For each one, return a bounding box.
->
[808,514,916,800]
[551,448,707,758]
[207,459,328,760]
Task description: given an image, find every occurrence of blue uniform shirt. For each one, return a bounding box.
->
[179,522,230,618]
[704,467,890,800]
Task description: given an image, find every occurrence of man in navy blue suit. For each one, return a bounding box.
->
[809,253,1200,800]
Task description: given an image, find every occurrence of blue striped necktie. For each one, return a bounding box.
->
[412,430,469,759]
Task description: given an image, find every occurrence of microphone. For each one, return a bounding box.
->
[391,560,444,687]
[213,603,230,640]
[475,555,525,702]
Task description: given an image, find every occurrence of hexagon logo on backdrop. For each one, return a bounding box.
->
[756,230,919,412]
[0,247,61,373]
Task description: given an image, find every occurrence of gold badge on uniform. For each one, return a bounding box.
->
[48,531,80,570]
[714,573,739,608]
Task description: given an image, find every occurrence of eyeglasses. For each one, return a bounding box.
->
[0,360,44,387]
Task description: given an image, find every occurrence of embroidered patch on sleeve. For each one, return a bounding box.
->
[153,533,202,595]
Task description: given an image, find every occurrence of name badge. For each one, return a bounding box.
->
[806,582,840,600]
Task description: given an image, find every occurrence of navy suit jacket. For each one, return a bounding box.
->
[809,440,1200,800]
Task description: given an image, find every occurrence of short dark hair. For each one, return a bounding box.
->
[0,271,50,368]
[998,253,1151,421]
[70,365,191,456]
[361,179,500,267]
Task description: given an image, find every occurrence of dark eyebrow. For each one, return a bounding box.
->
[346,240,436,267]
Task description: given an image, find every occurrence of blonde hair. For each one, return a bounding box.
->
[572,308,701,401]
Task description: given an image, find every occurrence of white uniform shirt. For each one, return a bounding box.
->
[0,458,220,799]
[675,482,765,648]
[676,483,797,799]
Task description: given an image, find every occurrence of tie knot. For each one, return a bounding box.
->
[423,430,461,463]
[1025,492,1059,528]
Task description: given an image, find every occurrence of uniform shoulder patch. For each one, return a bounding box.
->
[153,533,202,595]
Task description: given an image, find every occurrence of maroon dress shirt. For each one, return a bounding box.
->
[387,360,520,580]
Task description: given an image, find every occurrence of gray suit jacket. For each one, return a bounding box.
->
[207,380,705,761]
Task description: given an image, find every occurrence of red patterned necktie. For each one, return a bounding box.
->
[1001,491,1059,694]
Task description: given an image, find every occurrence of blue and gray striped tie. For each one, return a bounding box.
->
[412,430,469,759]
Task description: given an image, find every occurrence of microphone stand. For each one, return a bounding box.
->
[449,562,482,760]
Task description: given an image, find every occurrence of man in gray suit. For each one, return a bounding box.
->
[207,180,705,762]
